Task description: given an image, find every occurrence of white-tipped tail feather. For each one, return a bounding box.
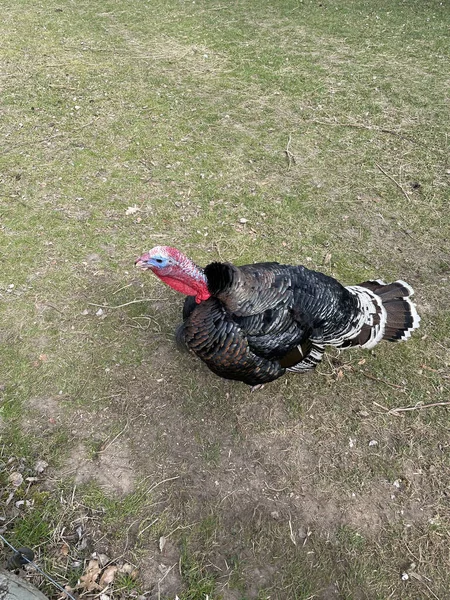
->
[344,279,420,349]
[287,343,325,373]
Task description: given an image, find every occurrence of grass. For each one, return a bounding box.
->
[1,0,449,598]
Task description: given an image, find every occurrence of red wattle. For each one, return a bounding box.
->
[157,274,211,303]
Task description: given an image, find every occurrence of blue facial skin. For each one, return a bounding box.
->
[147,255,169,269]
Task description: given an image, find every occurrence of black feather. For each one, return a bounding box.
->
[175,259,420,386]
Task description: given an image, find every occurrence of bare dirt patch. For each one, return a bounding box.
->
[59,442,136,496]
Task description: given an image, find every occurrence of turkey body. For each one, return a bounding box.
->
[177,260,420,386]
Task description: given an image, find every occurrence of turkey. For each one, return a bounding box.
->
[135,246,420,387]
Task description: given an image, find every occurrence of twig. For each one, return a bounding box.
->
[305,118,415,141]
[422,364,439,372]
[99,414,144,453]
[375,162,413,203]
[87,298,157,309]
[373,400,402,413]
[158,563,177,600]
[264,481,288,493]
[284,134,296,169]
[361,371,406,390]
[218,489,244,504]
[138,518,159,537]
[146,475,180,495]
[389,401,450,415]
[112,283,134,295]
[373,399,450,416]
[164,522,196,539]
[48,84,77,91]
[288,517,296,545]
[98,423,129,453]
[410,573,441,600]
[43,302,64,314]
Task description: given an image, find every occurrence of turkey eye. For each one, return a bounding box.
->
[155,258,163,264]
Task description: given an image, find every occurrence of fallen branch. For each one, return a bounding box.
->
[375,162,414,203]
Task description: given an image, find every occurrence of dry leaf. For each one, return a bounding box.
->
[358,358,366,365]
[39,354,48,362]
[159,535,166,553]
[78,559,102,592]
[99,565,118,586]
[323,252,332,265]
[9,472,23,487]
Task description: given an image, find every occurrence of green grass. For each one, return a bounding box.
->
[1,0,449,598]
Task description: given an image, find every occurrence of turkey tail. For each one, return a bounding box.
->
[359,279,420,342]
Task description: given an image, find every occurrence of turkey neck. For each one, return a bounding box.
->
[162,253,211,303]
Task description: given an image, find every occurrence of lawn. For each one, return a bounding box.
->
[0,0,449,598]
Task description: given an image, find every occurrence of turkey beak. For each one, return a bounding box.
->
[135,253,151,269]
